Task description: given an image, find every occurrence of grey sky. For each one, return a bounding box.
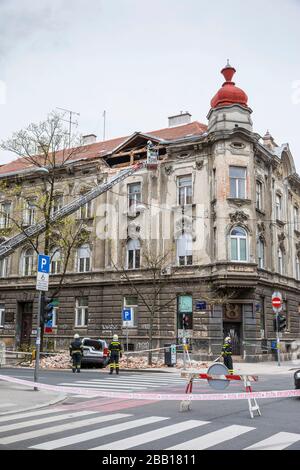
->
[0,0,299,169]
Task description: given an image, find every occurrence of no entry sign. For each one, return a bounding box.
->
[272,292,282,310]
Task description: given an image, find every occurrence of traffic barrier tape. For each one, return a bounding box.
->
[1,374,300,401]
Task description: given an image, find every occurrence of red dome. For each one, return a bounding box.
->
[211,63,248,109]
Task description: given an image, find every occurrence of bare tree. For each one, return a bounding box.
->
[0,111,90,349]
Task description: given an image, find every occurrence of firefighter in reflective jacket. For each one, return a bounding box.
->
[69,334,84,373]
[222,336,234,375]
[108,334,122,375]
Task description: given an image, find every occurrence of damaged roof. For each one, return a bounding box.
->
[0,121,207,176]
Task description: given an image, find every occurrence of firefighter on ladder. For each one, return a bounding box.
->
[221,336,234,375]
[108,334,122,375]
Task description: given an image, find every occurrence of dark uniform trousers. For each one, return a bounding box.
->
[222,343,234,374]
[108,341,122,374]
[69,340,83,372]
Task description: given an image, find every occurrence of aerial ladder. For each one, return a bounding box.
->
[0,141,159,261]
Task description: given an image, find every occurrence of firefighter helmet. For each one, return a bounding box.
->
[113,334,119,341]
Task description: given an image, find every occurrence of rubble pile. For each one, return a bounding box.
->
[18,352,209,370]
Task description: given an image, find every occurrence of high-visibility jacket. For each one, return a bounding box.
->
[69,339,83,356]
[222,342,232,356]
[108,341,122,355]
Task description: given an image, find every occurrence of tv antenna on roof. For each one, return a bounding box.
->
[56,107,80,148]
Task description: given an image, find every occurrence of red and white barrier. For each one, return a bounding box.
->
[1,374,300,402]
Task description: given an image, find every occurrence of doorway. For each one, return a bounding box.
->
[223,323,241,356]
[19,302,33,347]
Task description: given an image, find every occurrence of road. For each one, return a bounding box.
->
[0,367,299,450]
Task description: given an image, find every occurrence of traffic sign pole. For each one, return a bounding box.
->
[34,291,42,391]
[272,292,282,367]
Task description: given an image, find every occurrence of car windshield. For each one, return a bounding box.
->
[84,339,103,351]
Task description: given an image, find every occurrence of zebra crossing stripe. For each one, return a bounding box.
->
[0,408,61,424]
[0,410,96,433]
[245,432,300,450]
[58,382,150,390]
[0,413,131,445]
[30,416,169,450]
[91,420,210,450]
[167,425,255,450]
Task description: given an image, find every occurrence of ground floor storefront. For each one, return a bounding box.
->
[0,278,300,362]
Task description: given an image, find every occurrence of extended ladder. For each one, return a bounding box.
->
[0,161,147,261]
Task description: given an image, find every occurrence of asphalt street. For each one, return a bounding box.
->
[0,367,299,450]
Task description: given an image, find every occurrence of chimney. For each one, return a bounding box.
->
[168,111,192,128]
[82,134,97,146]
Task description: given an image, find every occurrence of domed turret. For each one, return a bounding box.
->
[207,61,253,133]
[211,61,249,109]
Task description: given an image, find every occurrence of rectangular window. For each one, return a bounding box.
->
[0,304,4,327]
[229,167,246,199]
[212,169,216,200]
[75,297,88,327]
[52,307,58,327]
[276,194,282,220]
[124,296,138,327]
[78,246,91,273]
[294,207,299,231]
[177,295,193,331]
[213,227,217,260]
[24,201,36,225]
[128,183,141,210]
[178,175,193,206]
[52,196,63,216]
[256,181,263,211]
[80,201,93,219]
[0,202,11,229]
[296,256,300,281]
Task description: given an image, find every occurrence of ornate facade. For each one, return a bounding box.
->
[0,63,300,361]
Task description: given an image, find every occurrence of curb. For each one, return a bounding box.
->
[0,393,67,416]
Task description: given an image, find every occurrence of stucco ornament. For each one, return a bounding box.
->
[229,211,249,224]
[257,221,266,234]
[195,159,204,170]
[278,233,286,253]
[164,165,173,176]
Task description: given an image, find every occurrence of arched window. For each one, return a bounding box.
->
[50,248,62,274]
[77,244,91,273]
[127,239,140,270]
[278,247,283,275]
[177,232,193,266]
[296,254,300,280]
[230,227,248,262]
[22,248,35,276]
[257,238,265,269]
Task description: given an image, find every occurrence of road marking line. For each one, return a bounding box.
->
[30,416,169,450]
[0,413,131,445]
[0,408,62,424]
[167,425,255,450]
[245,432,300,450]
[91,420,210,450]
[0,410,96,433]
[0,403,15,408]
[58,382,149,390]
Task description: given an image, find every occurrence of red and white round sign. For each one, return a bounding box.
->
[272,292,282,309]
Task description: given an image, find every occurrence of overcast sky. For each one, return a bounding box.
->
[0,0,299,169]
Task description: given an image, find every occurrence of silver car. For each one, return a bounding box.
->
[81,338,109,368]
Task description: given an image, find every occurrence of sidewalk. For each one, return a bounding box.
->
[0,381,66,415]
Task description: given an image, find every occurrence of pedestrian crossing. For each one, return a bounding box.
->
[0,407,299,450]
[57,372,187,397]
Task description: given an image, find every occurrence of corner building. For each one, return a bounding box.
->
[0,63,300,361]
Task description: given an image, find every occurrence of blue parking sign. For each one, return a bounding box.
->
[38,254,50,274]
[122,308,132,322]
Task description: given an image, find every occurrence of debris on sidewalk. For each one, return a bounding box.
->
[17,352,209,370]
